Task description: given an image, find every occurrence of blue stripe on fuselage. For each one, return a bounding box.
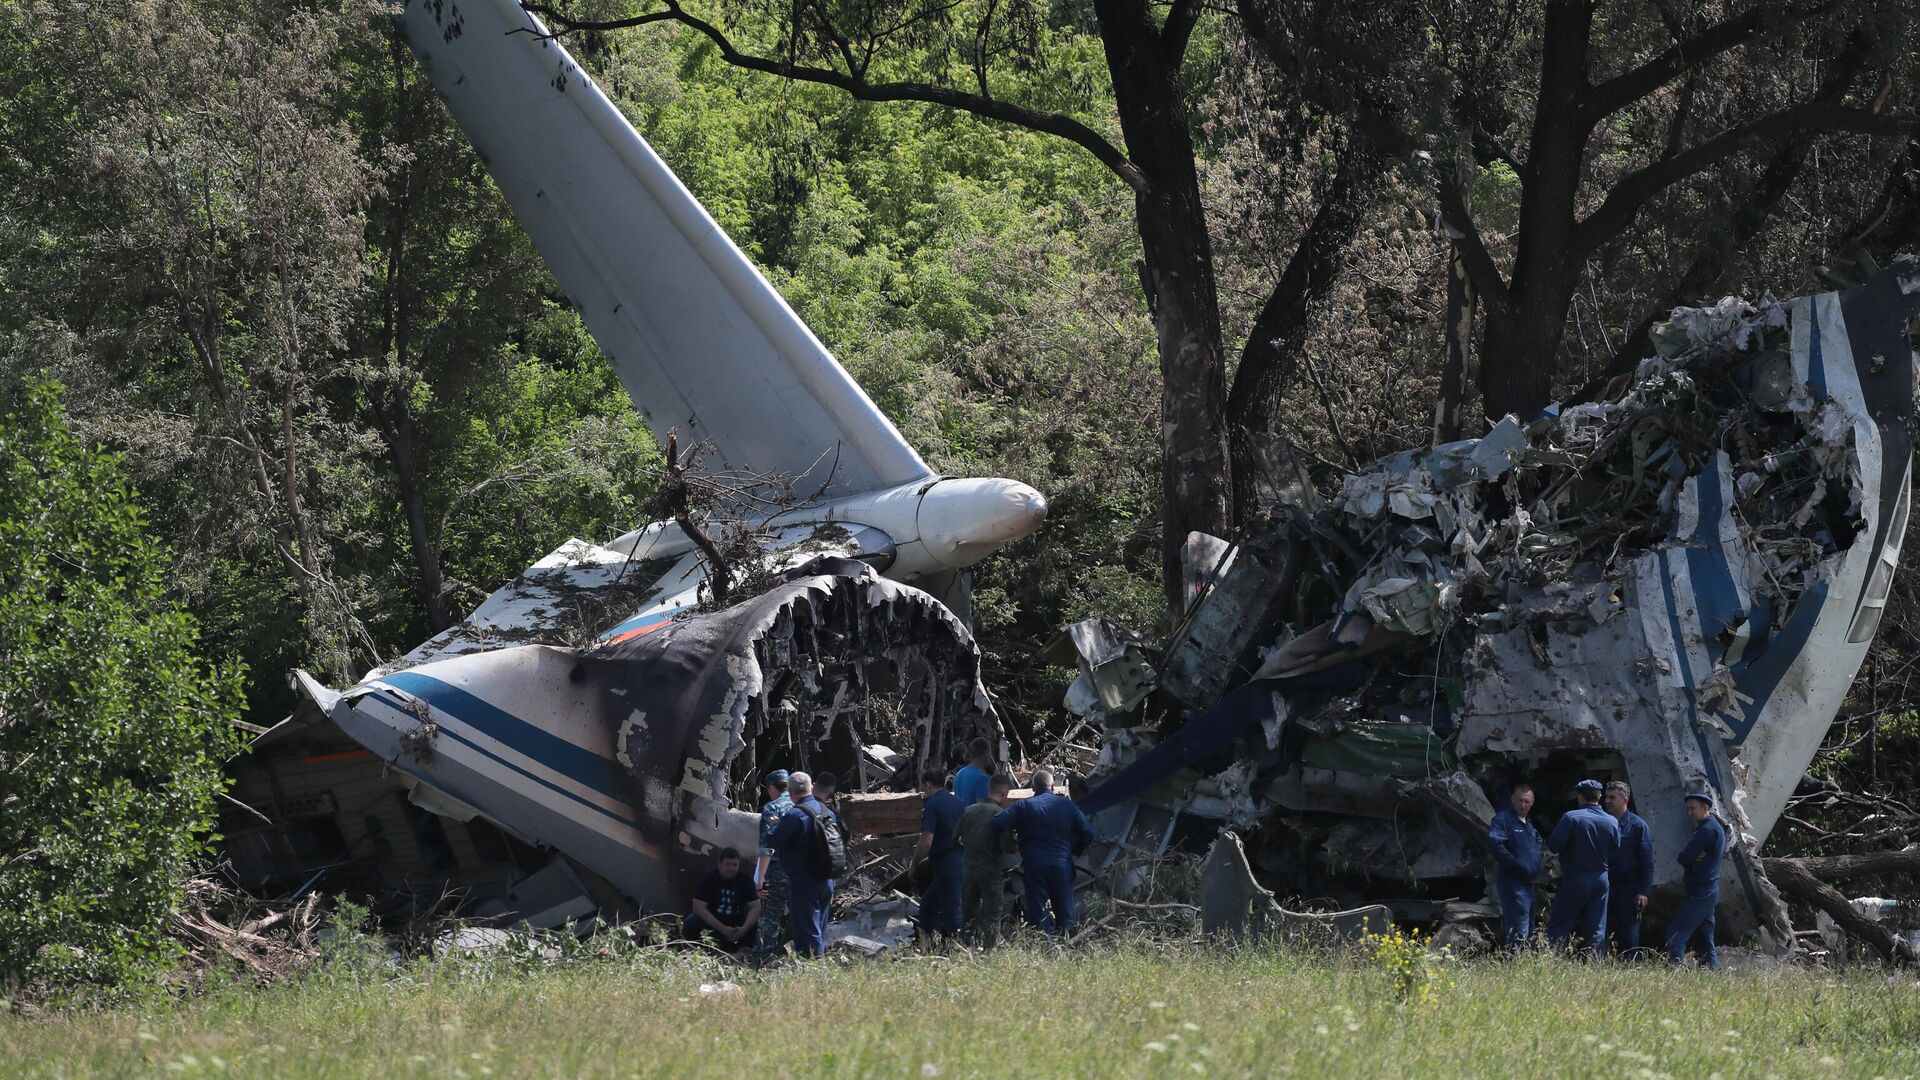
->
[379,670,630,807]
[1684,464,1747,644]
[601,606,684,639]
[1807,302,1827,398]
[1661,564,1768,915]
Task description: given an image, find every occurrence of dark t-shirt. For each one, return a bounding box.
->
[694,867,757,926]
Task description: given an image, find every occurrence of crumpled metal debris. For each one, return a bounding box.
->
[1200,831,1389,944]
[605,557,1003,852]
[1076,258,1920,950]
[1052,618,1157,719]
[826,893,919,954]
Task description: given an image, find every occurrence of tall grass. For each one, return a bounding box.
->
[4,933,1917,1078]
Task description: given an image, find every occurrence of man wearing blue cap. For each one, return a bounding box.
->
[1545,779,1620,954]
[1664,790,1725,968]
[1602,780,1654,957]
[1487,784,1542,952]
[752,769,792,960]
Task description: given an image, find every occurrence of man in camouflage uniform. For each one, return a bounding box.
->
[752,769,792,961]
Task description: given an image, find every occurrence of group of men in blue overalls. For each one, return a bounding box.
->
[1489,777,1728,966]
[696,739,1095,961]
[914,738,1095,943]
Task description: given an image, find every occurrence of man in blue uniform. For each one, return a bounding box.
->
[953,738,993,807]
[752,769,792,961]
[1664,790,1726,968]
[992,769,1093,934]
[1487,783,1542,953]
[765,770,840,958]
[1545,779,1620,955]
[913,768,967,944]
[1602,780,1654,957]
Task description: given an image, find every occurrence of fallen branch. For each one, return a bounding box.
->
[1762,856,1919,967]
[1065,914,1116,947]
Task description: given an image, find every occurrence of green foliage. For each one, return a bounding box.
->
[0,380,245,991]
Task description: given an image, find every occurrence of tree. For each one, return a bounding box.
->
[1240,0,1920,421]
[0,380,246,991]
[525,0,1382,615]
[0,1,660,714]
[68,0,381,679]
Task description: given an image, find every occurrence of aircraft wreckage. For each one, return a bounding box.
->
[1072,257,1920,949]
[222,0,1920,952]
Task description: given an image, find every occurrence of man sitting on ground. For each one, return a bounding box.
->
[684,847,761,952]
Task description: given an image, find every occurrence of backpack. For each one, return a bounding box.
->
[802,801,849,879]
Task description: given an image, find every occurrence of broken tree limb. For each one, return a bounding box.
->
[1761,855,1920,967]
[1764,845,1920,882]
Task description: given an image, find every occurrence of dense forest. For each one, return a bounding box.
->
[4,0,1920,982]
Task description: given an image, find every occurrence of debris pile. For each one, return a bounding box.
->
[167,877,324,984]
[1073,259,1920,948]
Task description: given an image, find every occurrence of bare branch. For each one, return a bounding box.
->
[1161,0,1203,68]
[1435,170,1511,316]
[1576,104,1920,257]
[1764,852,1920,967]
[1582,2,1833,123]
[521,2,1149,193]
[1470,126,1524,178]
[1661,73,1697,161]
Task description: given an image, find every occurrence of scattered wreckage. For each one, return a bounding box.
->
[222,0,1919,957]
[1070,258,1920,952]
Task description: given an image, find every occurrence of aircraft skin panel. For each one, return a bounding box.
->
[332,643,699,909]
[1731,281,1913,846]
[398,0,930,495]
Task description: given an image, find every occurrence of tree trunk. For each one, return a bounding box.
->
[1435,149,1475,443]
[380,407,451,632]
[370,33,453,633]
[1226,142,1383,521]
[1478,1,1593,422]
[1093,0,1232,616]
[1480,277,1579,420]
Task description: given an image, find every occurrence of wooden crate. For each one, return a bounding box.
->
[835,791,924,836]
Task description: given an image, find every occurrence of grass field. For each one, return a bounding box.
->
[4,936,1919,1079]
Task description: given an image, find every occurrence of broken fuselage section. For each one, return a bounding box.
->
[235,559,1002,924]
[1077,259,1920,947]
